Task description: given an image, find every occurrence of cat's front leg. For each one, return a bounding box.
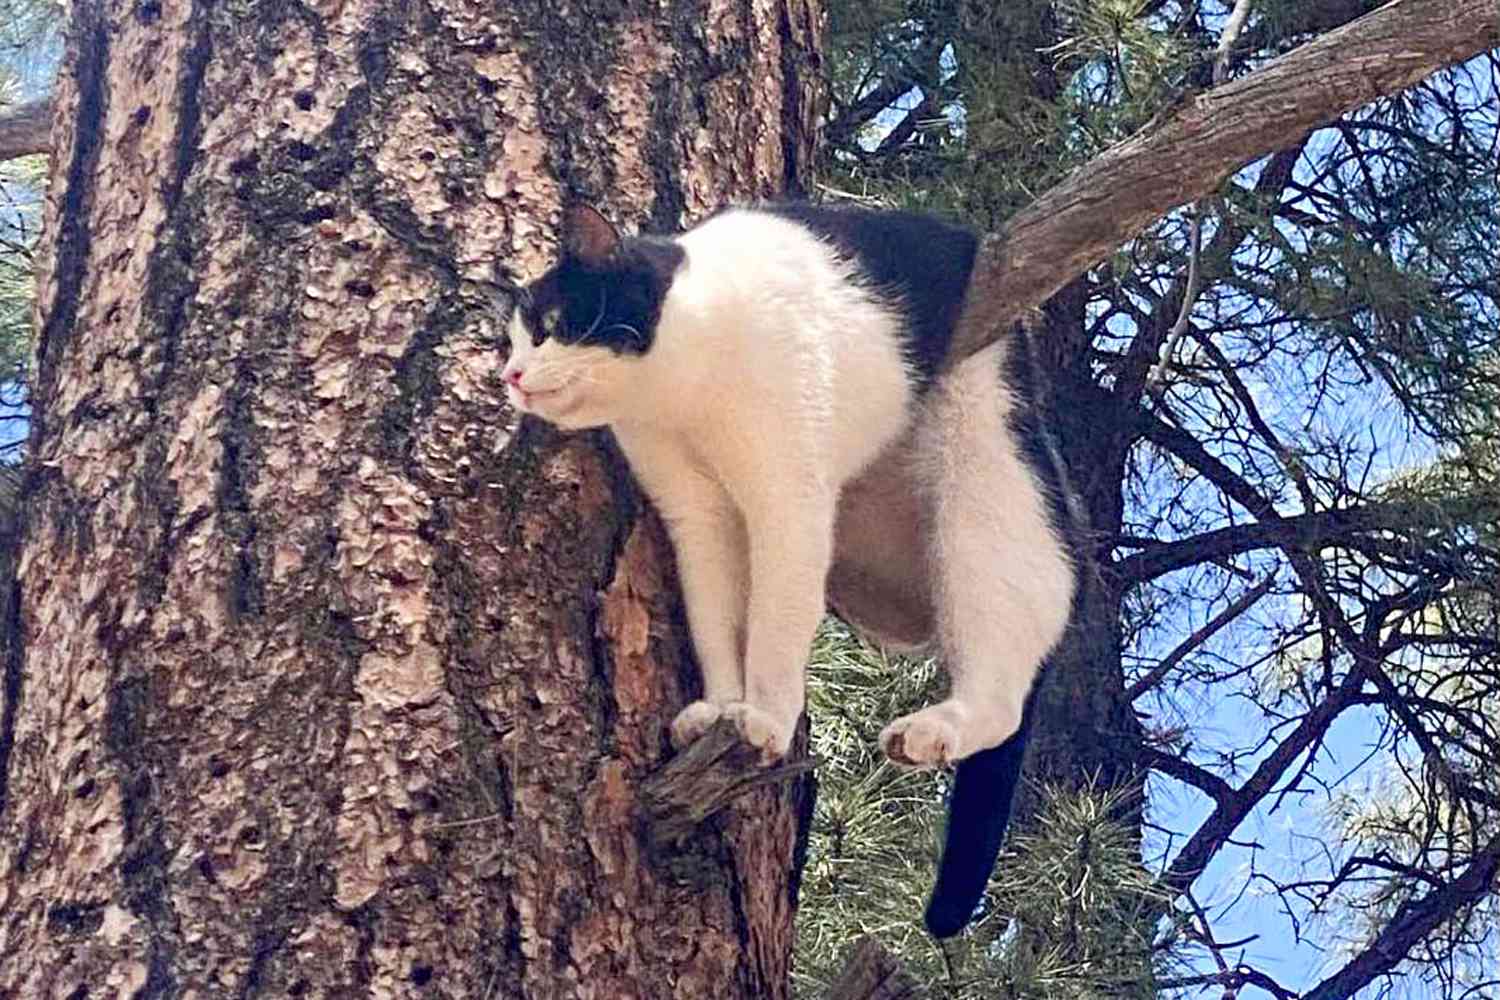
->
[730,491,836,762]
[616,429,751,751]
[659,507,749,749]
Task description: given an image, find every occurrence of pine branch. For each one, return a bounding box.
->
[1111,500,1466,586]
[1301,832,1500,1000]
[947,0,1499,365]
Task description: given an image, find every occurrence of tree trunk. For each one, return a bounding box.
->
[0,1,821,997]
[1020,279,1143,803]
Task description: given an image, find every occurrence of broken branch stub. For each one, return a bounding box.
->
[640,718,815,846]
[827,936,926,1000]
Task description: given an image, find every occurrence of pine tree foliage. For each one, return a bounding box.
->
[796,621,949,991]
[796,624,1177,1000]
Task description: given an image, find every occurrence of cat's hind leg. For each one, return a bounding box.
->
[880,343,1074,767]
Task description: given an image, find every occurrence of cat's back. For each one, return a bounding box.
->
[660,205,938,476]
[739,202,980,381]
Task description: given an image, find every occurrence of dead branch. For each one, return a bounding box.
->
[949,0,1499,365]
[0,98,51,163]
[826,936,925,1000]
[639,718,815,847]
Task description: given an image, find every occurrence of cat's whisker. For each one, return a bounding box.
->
[601,323,643,344]
[574,288,609,347]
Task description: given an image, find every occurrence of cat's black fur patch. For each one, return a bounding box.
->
[520,239,684,355]
[761,202,979,386]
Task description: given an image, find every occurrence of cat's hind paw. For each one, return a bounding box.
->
[880,703,971,768]
[670,700,725,750]
[722,702,794,764]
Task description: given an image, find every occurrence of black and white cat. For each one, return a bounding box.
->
[500,202,1075,937]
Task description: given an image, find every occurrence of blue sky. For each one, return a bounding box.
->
[1124,99,1498,993]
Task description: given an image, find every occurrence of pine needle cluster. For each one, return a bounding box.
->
[795,620,1177,999]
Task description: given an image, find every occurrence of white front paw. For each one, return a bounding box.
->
[670,700,725,750]
[722,702,795,763]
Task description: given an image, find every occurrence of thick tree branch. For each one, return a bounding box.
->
[948,0,1500,364]
[1301,832,1500,1000]
[0,98,51,163]
[1111,499,1466,586]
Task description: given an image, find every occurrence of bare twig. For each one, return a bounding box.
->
[1149,0,1254,389]
[1147,205,1204,389]
[1127,575,1276,700]
[1215,0,1258,83]
[1183,888,1237,999]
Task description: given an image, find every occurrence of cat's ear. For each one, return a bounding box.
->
[563,203,621,266]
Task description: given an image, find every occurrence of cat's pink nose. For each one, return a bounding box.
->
[504,368,524,387]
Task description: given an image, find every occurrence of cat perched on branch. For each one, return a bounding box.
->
[500,202,1075,938]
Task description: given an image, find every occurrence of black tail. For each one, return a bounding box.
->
[922,694,1036,938]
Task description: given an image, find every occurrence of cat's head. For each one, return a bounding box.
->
[501,204,685,430]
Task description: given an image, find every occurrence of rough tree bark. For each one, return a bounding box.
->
[0,1,820,997]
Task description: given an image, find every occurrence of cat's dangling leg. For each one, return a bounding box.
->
[729,479,837,762]
[614,431,749,749]
[880,343,1074,767]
